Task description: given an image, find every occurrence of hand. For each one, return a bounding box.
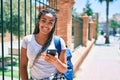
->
[41,53,59,65]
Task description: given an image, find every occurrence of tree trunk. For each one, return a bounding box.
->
[105,0,110,44]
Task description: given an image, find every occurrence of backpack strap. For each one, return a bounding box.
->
[54,36,72,58]
[54,36,61,56]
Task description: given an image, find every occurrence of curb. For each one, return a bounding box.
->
[72,39,95,74]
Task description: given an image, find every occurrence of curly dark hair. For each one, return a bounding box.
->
[33,8,57,59]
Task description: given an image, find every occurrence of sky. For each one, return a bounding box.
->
[73,0,120,22]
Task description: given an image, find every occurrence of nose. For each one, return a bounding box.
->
[43,23,49,28]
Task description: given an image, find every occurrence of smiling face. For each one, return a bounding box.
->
[39,13,55,35]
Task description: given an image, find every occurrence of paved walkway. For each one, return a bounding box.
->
[74,35,120,80]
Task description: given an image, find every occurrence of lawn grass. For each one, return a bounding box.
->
[0,56,19,78]
[0,68,19,78]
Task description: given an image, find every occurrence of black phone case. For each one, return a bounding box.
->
[47,49,57,56]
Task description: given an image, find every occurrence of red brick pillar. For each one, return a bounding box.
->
[93,19,97,39]
[82,15,89,46]
[89,20,94,40]
[55,0,75,48]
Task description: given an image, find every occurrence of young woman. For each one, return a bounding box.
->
[20,8,67,80]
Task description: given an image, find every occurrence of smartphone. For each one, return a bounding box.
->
[47,49,57,56]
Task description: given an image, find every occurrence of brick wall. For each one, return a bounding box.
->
[82,15,89,46]
[56,0,75,49]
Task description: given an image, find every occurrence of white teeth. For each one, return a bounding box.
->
[43,27,48,31]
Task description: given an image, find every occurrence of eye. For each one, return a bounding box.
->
[48,22,54,26]
[41,19,46,23]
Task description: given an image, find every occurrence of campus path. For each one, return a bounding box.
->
[74,35,120,80]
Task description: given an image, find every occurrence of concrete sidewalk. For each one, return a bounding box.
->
[74,35,120,80]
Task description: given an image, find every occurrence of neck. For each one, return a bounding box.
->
[35,33,49,45]
[38,33,49,39]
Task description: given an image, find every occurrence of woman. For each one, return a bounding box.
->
[20,8,67,80]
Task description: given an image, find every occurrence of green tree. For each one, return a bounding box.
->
[109,19,119,36]
[98,0,116,44]
[84,0,93,16]
[0,0,24,37]
[0,0,36,37]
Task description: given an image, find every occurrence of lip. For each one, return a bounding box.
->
[43,27,48,30]
[41,26,51,34]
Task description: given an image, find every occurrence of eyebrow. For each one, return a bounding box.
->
[41,17,54,22]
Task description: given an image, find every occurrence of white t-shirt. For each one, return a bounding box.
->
[21,34,66,79]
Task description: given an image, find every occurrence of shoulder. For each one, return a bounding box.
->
[23,34,34,42]
[55,36,65,45]
[54,35,66,50]
[53,35,65,42]
[24,34,33,39]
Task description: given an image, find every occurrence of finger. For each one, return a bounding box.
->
[46,54,54,58]
[55,53,58,58]
[41,53,46,59]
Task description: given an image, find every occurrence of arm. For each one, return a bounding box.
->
[43,49,67,73]
[54,49,67,73]
[20,47,28,80]
[54,37,67,73]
